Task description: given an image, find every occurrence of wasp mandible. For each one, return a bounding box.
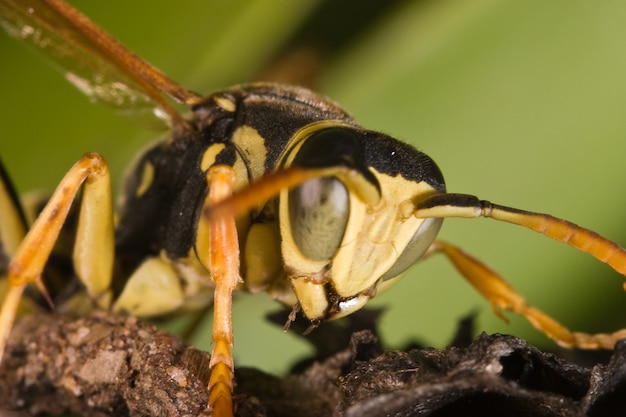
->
[1,1,626,416]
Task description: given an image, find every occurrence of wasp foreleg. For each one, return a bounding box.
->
[427,239,626,349]
[414,193,626,348]
[201,165,241,417]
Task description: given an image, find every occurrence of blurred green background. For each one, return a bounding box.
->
[1,0,626,376]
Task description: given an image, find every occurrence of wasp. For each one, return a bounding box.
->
[1,1,626,416]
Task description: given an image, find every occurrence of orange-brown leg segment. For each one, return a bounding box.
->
[202,165,241,417]
[0,152,114,360]
[198,163,382,416]
[416,192,626,349]
[428,240,626,349]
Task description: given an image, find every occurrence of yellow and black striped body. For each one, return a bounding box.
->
[3,6,626,417]
[111,83,446,323]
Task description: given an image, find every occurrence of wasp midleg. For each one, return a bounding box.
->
[0,152,250,416]
[0,153,113,356]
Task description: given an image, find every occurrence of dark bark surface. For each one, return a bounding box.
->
[0,310,625,417]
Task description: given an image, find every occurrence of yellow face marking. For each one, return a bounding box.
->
[330,171,439,297]
[231,125,267,181]
[200,144,226,172]
[135,161,155,198]
[290,278,329,319]
[280,167,441,320]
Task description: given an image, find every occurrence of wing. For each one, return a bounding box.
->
[0,0,202,129]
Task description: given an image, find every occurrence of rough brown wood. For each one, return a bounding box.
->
[0,310,625,417]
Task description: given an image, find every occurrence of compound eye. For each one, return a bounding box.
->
[288,177,349,261]
[381,217,442,281]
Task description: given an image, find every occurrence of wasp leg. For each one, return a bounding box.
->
[0,158,39,329]
[427,239,626,349]
[0,152,114,360]
[0,158,29,261]
[416,193,626,349]
[201,165,241,417]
